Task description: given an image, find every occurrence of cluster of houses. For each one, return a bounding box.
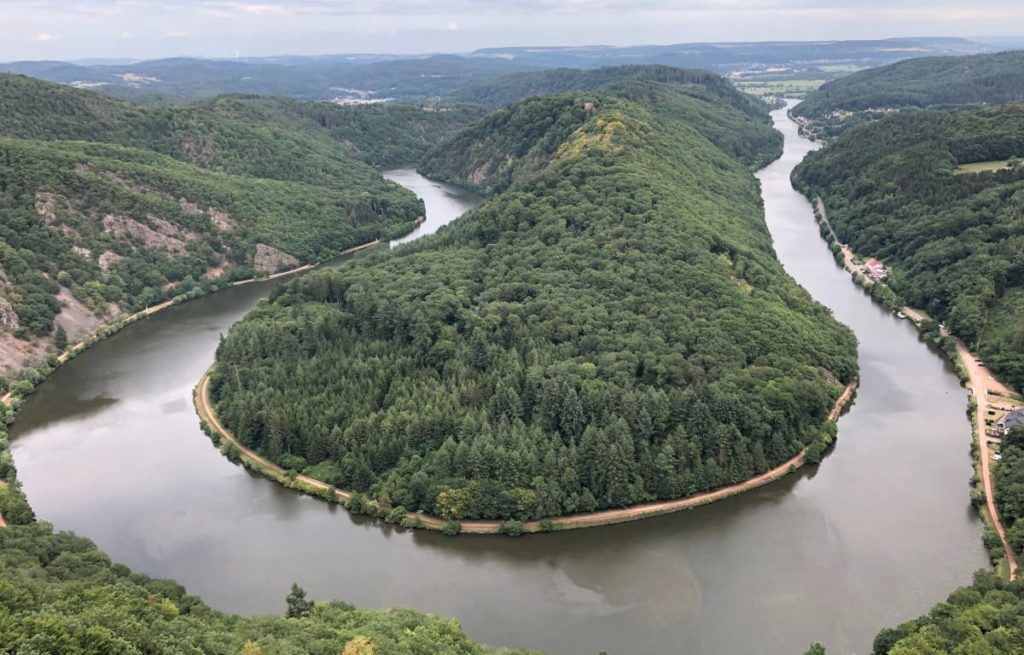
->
[863,258,888,281]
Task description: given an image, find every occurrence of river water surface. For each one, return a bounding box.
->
[11,111,988,655]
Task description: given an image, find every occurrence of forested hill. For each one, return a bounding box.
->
[0,74,487,375]
[0,522,539,655]
[793,51,1024,135]
[448,64,768,113]
[0,74,488,174]
[793,105,1024,390]
[423,76,781,196]
[210,83,858,525]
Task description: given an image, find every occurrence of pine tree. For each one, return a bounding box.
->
[285,583,313,618]
[54,325,67,350]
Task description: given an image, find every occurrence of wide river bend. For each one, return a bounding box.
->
[11,109,988,655]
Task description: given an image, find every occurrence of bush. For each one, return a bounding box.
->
[400,514,424,529]
[10,380,34,397]
[220,442,241,462]
[0,486,35,525]
[386,506,407,524]
[441,520,462,536]
[499,520,525,536]
[321,486,339,504]
[346,493,373,515]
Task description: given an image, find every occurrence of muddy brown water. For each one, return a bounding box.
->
[11,115,988,654]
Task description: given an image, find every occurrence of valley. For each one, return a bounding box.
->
[2,27,1024,654]
[5,107,990,655]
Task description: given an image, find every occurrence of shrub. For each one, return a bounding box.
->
[499,520,525,536]
[441,520,462,536]
[0,486,35,525]
[386,506,407,524]
[321,486,339,504]
[400,514,424,529]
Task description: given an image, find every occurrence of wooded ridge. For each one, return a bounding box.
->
[211,76,857,524]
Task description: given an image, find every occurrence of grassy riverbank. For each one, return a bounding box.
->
[195,365,857,535]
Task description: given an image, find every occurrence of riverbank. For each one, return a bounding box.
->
[811,194,1021,579]
[195,365,856,535]
[0,236,389,531]
[0,238,386,406]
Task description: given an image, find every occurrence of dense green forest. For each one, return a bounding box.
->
[425,75,783,196]
[793,105,1024,391]
[805,570,1024,654]
[210,77,857,523]
[0,74,482,372]
[449,64,770,111]
[0,521,537,655]
[994,427,1024,553]
[0,74,486,178]
[793,51,1024,137]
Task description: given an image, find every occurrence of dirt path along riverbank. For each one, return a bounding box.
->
[196,369,856,535]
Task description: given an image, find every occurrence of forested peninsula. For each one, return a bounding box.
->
[0,74,482,375]
[209,72,858,526]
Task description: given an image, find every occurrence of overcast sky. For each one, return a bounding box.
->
[2,0,1022,61]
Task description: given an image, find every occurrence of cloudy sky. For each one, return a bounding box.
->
[2,0,1022,61]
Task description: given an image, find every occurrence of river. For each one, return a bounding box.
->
[10,112,988,655]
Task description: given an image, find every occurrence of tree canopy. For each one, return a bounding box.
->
[807,571,1024,654]
[211,82,856,523]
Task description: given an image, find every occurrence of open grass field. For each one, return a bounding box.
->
[737,79,826,97]
[818,64,868,74]
[955,159,1017,174]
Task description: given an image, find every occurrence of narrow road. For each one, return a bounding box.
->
[958,340,1020,579]
[815,198,859,275]
[197,369,855,534]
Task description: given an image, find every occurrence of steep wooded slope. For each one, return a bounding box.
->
[0,74,481,373]
[793,105,1024,390]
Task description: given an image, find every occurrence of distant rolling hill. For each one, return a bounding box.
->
[1,37,993,102]
[793,50,1024,134]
